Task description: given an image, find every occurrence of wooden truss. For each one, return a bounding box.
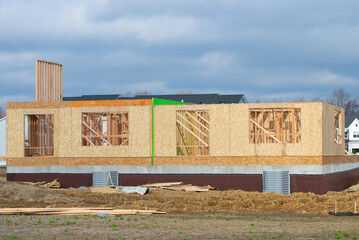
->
[24,114,54,157]
[176,110,210,156]
[249,108,301,144]
[334,111,342,144]
[82,112,129,146]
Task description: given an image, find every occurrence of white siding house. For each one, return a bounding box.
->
[0,117,6,162]
[345,115,359,154]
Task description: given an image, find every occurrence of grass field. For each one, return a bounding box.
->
[1,213,359,240]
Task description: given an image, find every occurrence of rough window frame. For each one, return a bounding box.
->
[334,111,342,144]
[249,108,301,144]
[82,112,129,146]
[176,110,210,156]
[24,114,54,157]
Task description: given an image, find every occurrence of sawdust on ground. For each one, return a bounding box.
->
[1,177,359,215]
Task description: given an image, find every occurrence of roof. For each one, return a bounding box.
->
[345,115,359,128]
[64,93,247,104]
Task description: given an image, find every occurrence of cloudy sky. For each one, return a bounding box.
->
[0,0,358,108]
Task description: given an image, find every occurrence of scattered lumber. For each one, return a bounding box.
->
[0,208,165,216]
[141,182,214,192]
[22,181,46,186]
[43,178,61,188]
[141,182,183,188]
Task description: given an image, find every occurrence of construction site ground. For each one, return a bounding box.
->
[1,170,359,239]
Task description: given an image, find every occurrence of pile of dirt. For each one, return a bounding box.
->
[0,178,78,208]
[62,187,359,215]
[1,178,359,215]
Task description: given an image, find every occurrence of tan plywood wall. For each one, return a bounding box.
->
[154,102,328,158]
[322,103,345,156]
[71,106,151,158]
[6,109,24,158]
[58,108,72,157]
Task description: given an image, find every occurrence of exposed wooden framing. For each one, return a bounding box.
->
[35,60,63,102]
[176,110,209,156]
[334,111,342,144]
[24,114,54,157]
[250,119,282,143]
[82,112,129,146]
[249,108,301,144]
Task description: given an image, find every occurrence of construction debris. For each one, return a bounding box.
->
[120,186,149,195]
[141,182,215,192]
[22,179,61,188]
[343,183,359,192]
[0,208,165,216]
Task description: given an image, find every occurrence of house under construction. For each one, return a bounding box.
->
[6,60,359,194]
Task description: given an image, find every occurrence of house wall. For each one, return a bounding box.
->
[6,101,345,167]
[154,102,325,159]
[0,117,6,157]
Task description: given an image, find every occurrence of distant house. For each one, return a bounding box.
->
[345,115,359,154]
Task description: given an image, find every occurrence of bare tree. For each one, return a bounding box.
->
[0,107,5,119]
[135,90,152,96]
[177,90,196,94]
[325,88,359,115]
[292,96,305,102]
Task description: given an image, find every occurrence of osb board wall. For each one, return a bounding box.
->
[154,105,211,157]
[7,157,152,166]
[154,102,325,157]
[155,156,323,165]
[322,103,345,156]
[7,99,152,109]
[70,106,152,158]
[6,109,59,158]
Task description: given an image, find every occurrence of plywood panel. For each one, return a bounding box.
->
[155,156,323,165]
[154,105,177,157]
[6,109,24,158]
[75,106,151,158]
[7,157,152,166]
[58,108,72,157]
[210,104,230,156]
[67,99,152,108]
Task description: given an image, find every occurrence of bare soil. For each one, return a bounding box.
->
[1,176,359,239]
[1,177,359,215]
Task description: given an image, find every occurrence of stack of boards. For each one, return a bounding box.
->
[0,208,165,216]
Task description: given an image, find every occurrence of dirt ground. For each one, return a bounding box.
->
[1,176,359,215]
[2,171,359,239]
[1,213,359,239]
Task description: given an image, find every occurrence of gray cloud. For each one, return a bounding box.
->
[0,0,358,107]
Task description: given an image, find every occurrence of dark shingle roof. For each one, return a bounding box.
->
[64,93,247,104]
[345,114,359,128]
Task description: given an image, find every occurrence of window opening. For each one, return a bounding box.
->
[24,114,54,157]
[176,110,209,156]
[249,108,301,144]
[82,112,129,146]
[334,111,342,144]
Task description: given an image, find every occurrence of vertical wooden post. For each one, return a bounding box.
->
[35,60,63,102]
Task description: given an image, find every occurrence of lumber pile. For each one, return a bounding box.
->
[141,182,215,192]
[0,208,165,216]
[22,179,61,188]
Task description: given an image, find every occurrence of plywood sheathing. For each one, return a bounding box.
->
[154,102,325,158]
[322,103,345,156]
[7,157,152,166]
[7,99,152,110]
[6,109,24,158]
[7,155,359,166]
[73,106,151,158]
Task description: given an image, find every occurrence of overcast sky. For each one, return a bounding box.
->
[0,0,358,108]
